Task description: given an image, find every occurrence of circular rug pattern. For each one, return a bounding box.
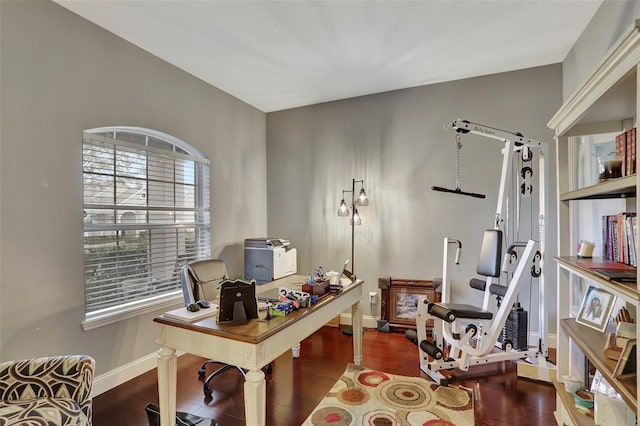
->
[309,406,354,426]
[356,370,391,388]
[434,385,472,409]
[362,409,400,425]
[375,379,432,410]
[303,365,474,426]
[337,386,370,405]
[422,420,457,426]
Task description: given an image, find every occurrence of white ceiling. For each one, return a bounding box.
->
[55,0,603,113]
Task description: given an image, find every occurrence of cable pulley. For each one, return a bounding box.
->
[432,133,486,199]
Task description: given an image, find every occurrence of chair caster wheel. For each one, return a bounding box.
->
[263,363,272,373]
[198,368,206,377]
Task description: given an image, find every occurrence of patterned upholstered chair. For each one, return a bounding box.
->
[0,355,95,426]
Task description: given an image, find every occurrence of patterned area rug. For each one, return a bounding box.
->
[303,364,474,426]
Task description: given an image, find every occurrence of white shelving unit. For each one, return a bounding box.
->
[548,20,640,426]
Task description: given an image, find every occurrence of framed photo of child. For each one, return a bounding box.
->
[576,285,616,333]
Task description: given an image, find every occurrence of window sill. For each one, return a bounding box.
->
[82,291,183,331]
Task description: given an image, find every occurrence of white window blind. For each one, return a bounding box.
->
[82,127,210,321]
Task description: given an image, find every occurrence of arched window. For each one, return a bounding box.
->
[82,127,210,328]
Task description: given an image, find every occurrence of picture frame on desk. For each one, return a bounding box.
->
[614,339,637,379]
[576,285,616,333]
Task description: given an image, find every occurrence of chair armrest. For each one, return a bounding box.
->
[0,355,95,420]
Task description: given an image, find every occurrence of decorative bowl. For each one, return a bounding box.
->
[573,389,594,409]
[561,375,582,393]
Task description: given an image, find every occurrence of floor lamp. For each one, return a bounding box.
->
[337,178,369,334]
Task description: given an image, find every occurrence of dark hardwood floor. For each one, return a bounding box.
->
[93,326,557,425]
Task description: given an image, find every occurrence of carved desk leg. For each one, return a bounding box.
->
[352,300,363,365]
[157,346,177,426]
[292,342,301,358]
[244,368,266,426]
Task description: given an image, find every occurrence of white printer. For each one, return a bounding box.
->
[244,238,297,284]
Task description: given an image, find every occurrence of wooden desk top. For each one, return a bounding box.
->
[154,278,363,345]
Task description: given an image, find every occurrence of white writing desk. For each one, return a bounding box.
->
[154,275,364,426]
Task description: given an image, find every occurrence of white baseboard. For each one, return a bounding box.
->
[92,350,184,397]
[93,316,556,396]
[338,313,379,329]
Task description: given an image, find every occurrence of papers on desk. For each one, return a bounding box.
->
[163,304,218,322]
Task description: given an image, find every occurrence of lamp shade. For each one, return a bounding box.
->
[350,208,362,226]
[337,199,349,216]
[356,187,369,206]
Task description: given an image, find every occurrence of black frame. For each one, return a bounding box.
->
[218,279,258,324]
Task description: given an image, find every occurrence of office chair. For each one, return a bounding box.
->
[180,259,247,398]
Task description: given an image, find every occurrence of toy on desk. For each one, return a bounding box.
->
[279,287,310,308]
[313,266,324,279]
[269,300,295,316]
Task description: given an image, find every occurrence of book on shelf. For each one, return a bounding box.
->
[616,130,627,177]
[576,259,636,270]
[602,212,637,267]
[575,258,637,284]
[627,127,637,176]
[591,268,637,283]
[613,127,637,177]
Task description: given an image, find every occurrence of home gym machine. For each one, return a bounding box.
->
[411,119,552,385]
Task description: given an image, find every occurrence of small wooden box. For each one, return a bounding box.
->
[302,279,330,296]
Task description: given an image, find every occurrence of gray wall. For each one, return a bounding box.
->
[0,1,267,374]
[3,0,637,382]
[563,0,640,100]
[267,65,561,334]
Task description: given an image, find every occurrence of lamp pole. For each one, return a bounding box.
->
[350,178,356,279]
[338,178,368,335]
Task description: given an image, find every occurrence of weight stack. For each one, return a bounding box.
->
[499,303,528,350]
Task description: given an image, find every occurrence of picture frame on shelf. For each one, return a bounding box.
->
[613,339,637,379]
[576,285,616,332]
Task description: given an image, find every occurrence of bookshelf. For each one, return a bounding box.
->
[548,19,640,425]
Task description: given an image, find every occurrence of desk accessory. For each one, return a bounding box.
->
[164,305,218,322]
[576,240,595,257]
[302,280,330,297]
[218,279,258,325]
